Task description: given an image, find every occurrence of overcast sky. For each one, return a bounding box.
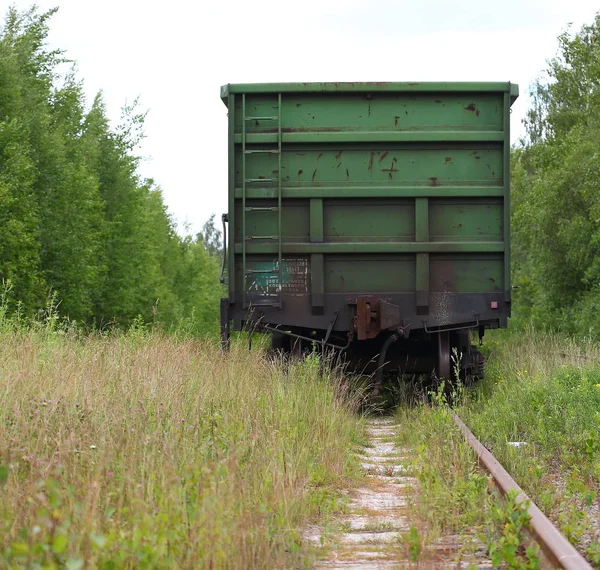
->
[7,0,599,234]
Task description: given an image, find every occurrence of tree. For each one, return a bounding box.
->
[197,214,223,262]
[511,12,600,334]
[0,7,55,314]
[35,75,106,321]
[0,5,224,335]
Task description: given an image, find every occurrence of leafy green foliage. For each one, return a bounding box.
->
[198,214,224,262]
[512,12,600,334]
[586,541,600,567]
[488,491,540,570]
[0,7,223,334]
[400,526,422,562]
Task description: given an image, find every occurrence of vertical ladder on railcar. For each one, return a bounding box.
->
[241,93,283,309]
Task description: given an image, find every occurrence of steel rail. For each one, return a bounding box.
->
[453,414,592,570]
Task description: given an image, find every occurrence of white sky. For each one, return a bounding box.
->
[7,0,600,234]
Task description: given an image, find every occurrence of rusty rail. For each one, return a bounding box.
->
[452,414,593,570]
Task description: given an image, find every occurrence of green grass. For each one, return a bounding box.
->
[460,327,600,563]
[0,326,366,569]
[463,328,600,479]
[397,398,490,537]
[396,390,543,569]
[395,327,600,567]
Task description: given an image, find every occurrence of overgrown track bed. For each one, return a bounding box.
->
[453,414,593,570]
[308,409,595,569]
[307,417,491,569]
[306,418,417,569]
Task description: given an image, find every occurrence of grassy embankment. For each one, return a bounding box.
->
[0,321,366,569]
[396,328,600,568]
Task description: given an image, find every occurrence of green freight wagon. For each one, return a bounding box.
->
[219,82,518,382]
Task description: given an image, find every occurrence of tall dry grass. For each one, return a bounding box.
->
[0,327,365,569]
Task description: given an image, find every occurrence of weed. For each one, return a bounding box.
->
[488,490,541,569]
[399,525,422,562]
[585,542,600,566]
[360,521,396,532]
[396,365,547,568]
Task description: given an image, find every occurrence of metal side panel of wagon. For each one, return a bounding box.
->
[219,82,519,380]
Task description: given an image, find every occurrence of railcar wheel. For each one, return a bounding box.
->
[472,347,485,381]
[437,331,451,379]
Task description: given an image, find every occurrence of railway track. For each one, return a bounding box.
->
[306,415,593,569]
[453,415,593,570]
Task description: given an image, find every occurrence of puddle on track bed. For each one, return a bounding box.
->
[305,418,492,569]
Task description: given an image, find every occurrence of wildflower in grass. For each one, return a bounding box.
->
[107,472,114,478]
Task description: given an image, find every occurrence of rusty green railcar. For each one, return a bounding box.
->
[219,82,518,381]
